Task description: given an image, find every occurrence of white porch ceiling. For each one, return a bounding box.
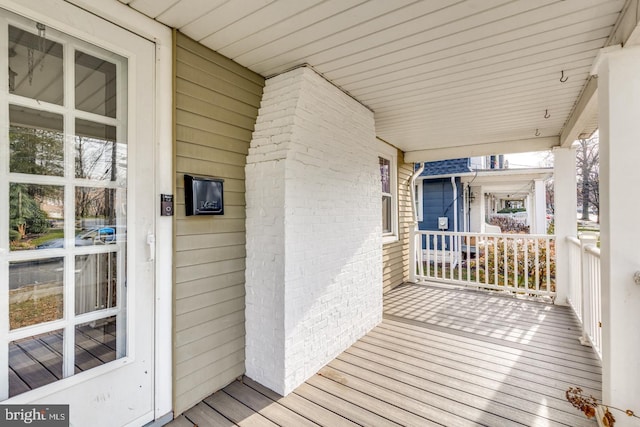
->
[119,0,626,159]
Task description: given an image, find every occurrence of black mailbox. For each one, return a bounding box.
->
[184,175,224,216]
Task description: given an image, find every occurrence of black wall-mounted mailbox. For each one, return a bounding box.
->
[184,175,224,216]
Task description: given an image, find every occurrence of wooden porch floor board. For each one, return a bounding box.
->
[183,402,237,427]
[241,377,360,427]
[223,381,318,427]
[367,325,601,385]
[384,286,586,339]
[334,350,592,427]
[204,391,280,427]
[378,316,600,371]
[356,331,601,397]
[168,283,600,427]
[292,381,402,427]
[305,372,444,426]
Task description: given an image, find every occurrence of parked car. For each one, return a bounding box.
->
[36,226,126,249]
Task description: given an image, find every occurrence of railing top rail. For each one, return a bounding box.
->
[414,230,554,239]
[585,244,601,257]
[567,236,581,245]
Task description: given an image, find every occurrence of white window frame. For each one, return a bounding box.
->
[377,139,398,244]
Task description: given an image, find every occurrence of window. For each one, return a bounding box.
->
[377,140,397,243]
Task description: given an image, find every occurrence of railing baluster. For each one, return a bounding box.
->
[524,237,529,291]
[546,238,551,292]
[423,233,429,280]
[466,233,471,283]
[449,234,453,280]
[440,234,445,280]
[534,239,540,291]
[493,237,498,286]
[457,234,462,281]
[513,239,520,288]
[503,237,508,289]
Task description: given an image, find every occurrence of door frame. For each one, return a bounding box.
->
[0,0,173,421]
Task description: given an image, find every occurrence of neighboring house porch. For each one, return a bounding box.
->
[169,283,600,427]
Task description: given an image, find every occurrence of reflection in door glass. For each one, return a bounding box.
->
[75,51,117,118]
[8,25,63,104]
[75,119,125,181]
[75,316,119,367]
[9,330,64,397]
[9,258,63,329]
[75,186,125,245]
[9,105,63,176]
[9,183,64,251]
[75,253,118,315]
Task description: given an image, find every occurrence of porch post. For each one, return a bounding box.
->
[596,46,640,423]
[553,147,577,305]
[534,179,546,234]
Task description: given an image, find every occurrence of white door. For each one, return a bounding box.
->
[0,3,156,426]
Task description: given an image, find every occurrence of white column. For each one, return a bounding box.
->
[553,146,577,306]
[597,46,640,424]
[534,179,546,234]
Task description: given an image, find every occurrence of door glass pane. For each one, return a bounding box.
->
[75,119,125,181]
[75,253,117,315]
[9,183,64,251]
[9,105,63,176]
[9,258,64,329]
[9,330,64,397]
[8,25,64,104]
[75,317,119,367]
[75,187,125,246]
[75,51,117,118]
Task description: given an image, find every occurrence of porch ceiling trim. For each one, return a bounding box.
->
[404,136,559,163]
[559,76,598,147]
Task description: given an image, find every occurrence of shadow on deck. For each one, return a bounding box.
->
[169,283,601,426]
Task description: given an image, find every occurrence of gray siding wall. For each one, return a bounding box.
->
[383,150,412,293]
[173,31,264,415]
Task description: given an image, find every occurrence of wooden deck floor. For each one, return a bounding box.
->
[169,283,601,427]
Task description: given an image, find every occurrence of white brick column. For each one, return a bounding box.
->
[553,147,577,305]
[245,67,382,395]
[596,46,640,425]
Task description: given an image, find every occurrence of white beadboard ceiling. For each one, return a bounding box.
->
[120,0,625,158]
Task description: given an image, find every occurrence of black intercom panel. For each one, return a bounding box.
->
[160,194,174,216]
[184,174,224,216]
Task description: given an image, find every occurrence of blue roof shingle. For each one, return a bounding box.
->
[418,158,471,176]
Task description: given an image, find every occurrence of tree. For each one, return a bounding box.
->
[9,183,50,238]
[10,124,63,176]
[575,136,599,222]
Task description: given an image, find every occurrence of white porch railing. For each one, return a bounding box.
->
[410,228,556,298]
[567,234,602,359]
